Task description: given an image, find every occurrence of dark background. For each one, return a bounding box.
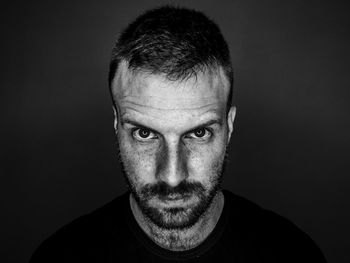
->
[2,0,349,262]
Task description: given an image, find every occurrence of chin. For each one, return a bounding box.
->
[145,205,202,229]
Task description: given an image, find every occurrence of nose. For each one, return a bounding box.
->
[156,139,188,187]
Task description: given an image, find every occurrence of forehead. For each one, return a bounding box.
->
[111,61,230,111]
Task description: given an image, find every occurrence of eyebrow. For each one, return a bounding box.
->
[120,117,223,134]
[189,119,223,130]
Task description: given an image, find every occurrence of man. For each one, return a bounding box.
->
[30,6,327,262]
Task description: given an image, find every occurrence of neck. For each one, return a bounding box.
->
[129,191,224,251]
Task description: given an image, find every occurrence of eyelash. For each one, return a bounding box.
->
[185,128,212,140]
[131,128,158,141]
[131,127,213,142]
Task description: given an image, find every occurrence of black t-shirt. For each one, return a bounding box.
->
[30,190,327,262]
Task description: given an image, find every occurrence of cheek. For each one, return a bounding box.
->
[186,139,226,183]
[118,133,158,185]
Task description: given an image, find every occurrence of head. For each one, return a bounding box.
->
[109,6,236,230]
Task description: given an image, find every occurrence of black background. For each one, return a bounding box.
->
[2,1,349,262]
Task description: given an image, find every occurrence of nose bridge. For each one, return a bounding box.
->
[156,137,187,187]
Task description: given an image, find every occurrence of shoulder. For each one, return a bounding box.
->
[222,190,327,262]
[30,192,130,263]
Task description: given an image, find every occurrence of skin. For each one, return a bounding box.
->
[111,61,236,251]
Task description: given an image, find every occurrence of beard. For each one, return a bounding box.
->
[130,178,221,230]
[117,143,227,230]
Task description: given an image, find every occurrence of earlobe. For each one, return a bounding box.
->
[227,106,236,143]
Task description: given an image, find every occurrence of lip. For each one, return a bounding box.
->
[150,194,197,208]
[159,194,191,202]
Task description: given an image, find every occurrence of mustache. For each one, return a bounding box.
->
[140,181,205,199]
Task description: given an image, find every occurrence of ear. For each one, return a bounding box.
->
[113,106,118,134]
[226,106,236,143]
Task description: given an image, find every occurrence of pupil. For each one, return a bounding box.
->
[195,129,205,137]
[139,129,150,138]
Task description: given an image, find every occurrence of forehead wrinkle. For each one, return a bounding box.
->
[120,102,222,127]
[120,107,221,123]
[112,61,230,104]
[120,100,220,111]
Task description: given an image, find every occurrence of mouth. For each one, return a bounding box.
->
[159,193,191,201]
[149,193,197,208]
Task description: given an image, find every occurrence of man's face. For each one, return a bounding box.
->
[112,63,235,230]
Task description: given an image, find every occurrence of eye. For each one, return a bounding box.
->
[187,128,212,140]
[132,128,158,141]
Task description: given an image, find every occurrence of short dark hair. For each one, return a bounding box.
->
[108,6,233,109]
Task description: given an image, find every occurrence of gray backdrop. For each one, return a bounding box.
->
[2,0,349,262]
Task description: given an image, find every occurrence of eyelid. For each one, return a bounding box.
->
[124,122,150,130]
[125,120,218,141]
[185,127,213,139]
[185,120,220,135]
[132,127,158,141]
[124,122,158,134]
